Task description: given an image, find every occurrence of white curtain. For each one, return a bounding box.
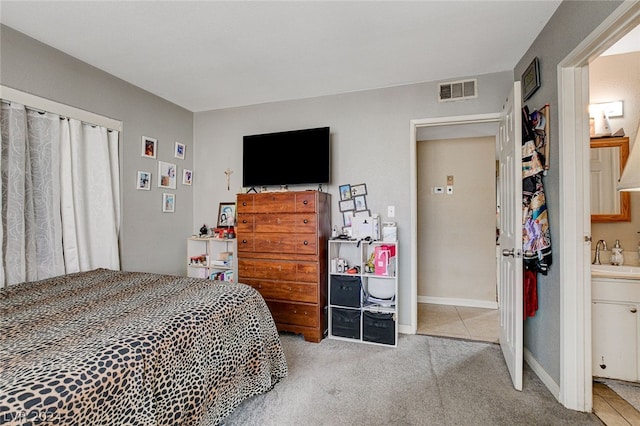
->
[60,118,120,272]
[0,102,120,287]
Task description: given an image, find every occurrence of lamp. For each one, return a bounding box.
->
[617,121,640,191]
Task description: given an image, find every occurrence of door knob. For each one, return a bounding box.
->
[502,248,515,257]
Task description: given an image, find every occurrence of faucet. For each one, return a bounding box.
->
[593,240,608,265]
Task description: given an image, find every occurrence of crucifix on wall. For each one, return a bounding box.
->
[224,168,233,191]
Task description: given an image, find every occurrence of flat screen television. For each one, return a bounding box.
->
[242,126,330,188]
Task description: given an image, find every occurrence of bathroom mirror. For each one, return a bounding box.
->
[590,136,630,222]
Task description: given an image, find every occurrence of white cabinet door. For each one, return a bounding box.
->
[592,301,638,381]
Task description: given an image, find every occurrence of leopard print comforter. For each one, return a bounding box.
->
[0,269,287,425]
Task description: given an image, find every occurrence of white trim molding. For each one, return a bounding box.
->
[0,85,123,131]
[557,0,640,412]
[418,296,498,310]
[409,113,502,336]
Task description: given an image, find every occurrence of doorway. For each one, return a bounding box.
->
[415,134,500,343]
[557,1,640,411]
[409,115,502,332]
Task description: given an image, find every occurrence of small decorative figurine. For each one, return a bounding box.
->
[199,224,208,237]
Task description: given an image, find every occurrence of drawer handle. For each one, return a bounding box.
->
[303,241,308,245]
[242,219,248,224]
[303,219,308,224]
[303,200,308,205]
[242,239,248,243]
[242,202,247,206]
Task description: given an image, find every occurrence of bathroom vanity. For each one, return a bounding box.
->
[592,265,640,382]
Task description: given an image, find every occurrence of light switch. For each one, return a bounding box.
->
[388,206,395,217]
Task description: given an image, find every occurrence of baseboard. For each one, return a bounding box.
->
[418,295,498,310]
[398,324,412,335]
[524,347,561,401]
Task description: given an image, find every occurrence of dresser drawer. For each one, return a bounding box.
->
[237,235,255,252]
[253,233,317,255]
[238,192,317,213]
[254,193,296,213]
[239,259,318,283]
[236,214,254,233]
[294,192,317,213]
[267,301,319,328]
[254,213,317,233]
[243,278,317,303]
[237,194,254,213]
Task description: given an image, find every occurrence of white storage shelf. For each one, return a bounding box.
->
[328,239,398,347]
[187,236,236,282]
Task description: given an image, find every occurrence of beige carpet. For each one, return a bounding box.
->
[221,333,601,425]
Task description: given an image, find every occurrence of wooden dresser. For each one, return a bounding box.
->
[236,190,330,343]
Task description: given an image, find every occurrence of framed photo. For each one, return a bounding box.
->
[162,193,175,213]
[339,184,352,201]
[354,195,367,211]
[182,169,193,186]
[174,142,185,160]
[141,136,157,159]
[354,209,370,217]
[136,171,151,190]
[217,202,236,227]
[158,161,177,189]
[350,183,367,197]
[522,57,541,101]
[342,210,354,227]
[339,199,355,212]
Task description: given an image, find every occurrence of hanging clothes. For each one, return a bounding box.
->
[521,106,553,318]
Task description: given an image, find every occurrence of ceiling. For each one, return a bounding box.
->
[1,1,566,112]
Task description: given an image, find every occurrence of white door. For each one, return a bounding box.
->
[498,82,523,391]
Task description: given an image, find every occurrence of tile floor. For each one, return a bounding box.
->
[417,302,640,425]
[417,303,499,343]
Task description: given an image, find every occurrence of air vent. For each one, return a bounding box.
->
[438,79,477,102]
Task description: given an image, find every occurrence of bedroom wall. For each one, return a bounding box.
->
[193,71,514,328]
[0,25,194,276]
[513,0,623,386]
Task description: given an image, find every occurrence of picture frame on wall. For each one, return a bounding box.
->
[174,142,185,160]
[339,199,355,212]
[354,195,367,211]
[136,171,151,190]
[141,136,157,159]
[162,193,175,213]
[217,202,236,227]
[339,184,352,201]
[158,161,177,189]
[350,183,367,197]
[182,169,192,186]
[522,57,541,101]
[342,210,354,227]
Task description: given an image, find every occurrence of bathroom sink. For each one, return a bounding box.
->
[591,264,640,279]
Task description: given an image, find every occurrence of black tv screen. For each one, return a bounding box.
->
[242,127,330,187]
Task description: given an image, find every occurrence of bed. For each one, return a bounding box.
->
[0,269,287,425]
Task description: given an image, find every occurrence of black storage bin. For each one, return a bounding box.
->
[331,308,361,339]
[330,275,362,308]
[363,311,395,345]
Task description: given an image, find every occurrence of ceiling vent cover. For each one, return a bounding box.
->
[438,79,477,102]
